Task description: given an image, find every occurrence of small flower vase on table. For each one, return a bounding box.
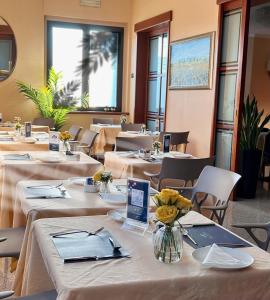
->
[60,131,73,155]
[153,189,192,264]
[153,225,183,263]
[93,170,113,194]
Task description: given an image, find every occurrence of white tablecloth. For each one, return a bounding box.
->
[21,212,270,300]
[0,151,101,228]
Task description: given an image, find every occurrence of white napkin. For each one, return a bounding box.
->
[202,244,240,268]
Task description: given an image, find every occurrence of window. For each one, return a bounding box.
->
[47,20,124,111]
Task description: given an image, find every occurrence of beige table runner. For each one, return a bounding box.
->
[0,151,101,228]
[21,212,270,300]
[90,124,121,154]
[13,179,127,295]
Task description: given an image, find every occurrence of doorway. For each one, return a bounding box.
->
[134,12,172,131]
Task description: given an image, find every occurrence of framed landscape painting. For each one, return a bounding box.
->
[169,32,214,90]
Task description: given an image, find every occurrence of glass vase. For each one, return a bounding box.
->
[154,148,160,156]
[153,225,183,263]
[63,141,72,155]
[100,181,110,193]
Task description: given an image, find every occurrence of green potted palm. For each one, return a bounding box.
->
[238,95,270,198]
[17,68,89,131]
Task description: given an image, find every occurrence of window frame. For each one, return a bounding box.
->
[47,20,124,112]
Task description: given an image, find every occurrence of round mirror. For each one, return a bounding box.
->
[0,17,16,81]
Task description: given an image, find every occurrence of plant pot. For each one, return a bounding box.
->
[237,149,262,199]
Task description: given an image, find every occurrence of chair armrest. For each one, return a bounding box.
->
[0,291,14,299]
[200,204,227,211]
[144,171,160,178]
[68,141,79,144]
[77,145,89,149]
[232,223,270,230]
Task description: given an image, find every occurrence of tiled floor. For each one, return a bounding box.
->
[224,182,270,247]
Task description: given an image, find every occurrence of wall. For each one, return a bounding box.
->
[130,0,219,157]
[0,0,132,130]
[249,36,270,126]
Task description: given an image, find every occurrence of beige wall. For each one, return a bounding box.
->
[249,36,270,127]
[0,0,132,130]
[0,0,219,156]
[130,0,218,157]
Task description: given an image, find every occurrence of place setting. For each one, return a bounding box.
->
[23,182,70,199]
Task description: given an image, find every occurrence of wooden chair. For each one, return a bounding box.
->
[159,131,189,153]
[32,118,55,129]
[144,157,215,191]
[68,125,83,141]
[121,123,144,132]
[69,129,98,156]
[115,136,153,151]
[92,118,113,125]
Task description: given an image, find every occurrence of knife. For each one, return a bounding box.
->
[181,223,215,228]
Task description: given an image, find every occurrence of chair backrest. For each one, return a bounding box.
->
[121,123,144,132]
[193,166,241,204]
[159,131,189,146]
[32,118,55,128]
[92,118,113,125]
[115,136,153,151]
[68,125,82,141]
[159,157,215,183]
[79,130,98,148]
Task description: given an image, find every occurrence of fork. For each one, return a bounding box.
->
[51,226,104,238]
[26,183,63,189]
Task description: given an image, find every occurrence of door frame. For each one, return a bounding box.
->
[134,11,172,127]
[212,0,250,172]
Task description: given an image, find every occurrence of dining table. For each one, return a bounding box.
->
[0,151,101,228]
[12,178,128,295]
[0,124,49,133]
[104,151,193,179]
[90,124,121,154]
[17,211,270,300]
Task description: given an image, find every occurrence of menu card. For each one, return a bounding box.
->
[49,131,60,151]
[122,178,150,235]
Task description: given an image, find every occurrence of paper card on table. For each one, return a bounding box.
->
[163,134,171,153]
[49,131,60,151]
[122,178,150,235]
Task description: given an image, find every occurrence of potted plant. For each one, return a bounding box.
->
[17,68,89,131]
[237,96,270,198]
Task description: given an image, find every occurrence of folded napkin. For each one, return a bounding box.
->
[202,244,240,268]
[117,152,136,158]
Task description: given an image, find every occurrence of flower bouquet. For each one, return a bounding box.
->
[153,188,192,263]
[152,141,161,155]
[60,131,72,155]
[120,114,128,124]
[93,170,113,193]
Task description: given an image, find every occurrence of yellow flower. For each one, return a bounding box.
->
[155,205,178,225]
[175,195,192,210]
[93,171,102,182]
[158,189,179,205]
[60,131,72,141]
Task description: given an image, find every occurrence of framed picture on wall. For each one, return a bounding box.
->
[169,32,215,90]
